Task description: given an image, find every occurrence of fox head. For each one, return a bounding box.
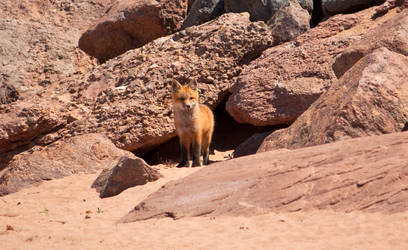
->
[171,79,199,111]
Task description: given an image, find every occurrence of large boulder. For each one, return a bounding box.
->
[224,0,313,21]
[226,3,400,126]
[181,0,225,29]
[267,0,311,44]
[333,8,408,78]
[322,0,385,17]
[61,13,274,154]
[92,156,162,198]
[79,0,189,62]
[0,134,133,196]
[0,0,107,92]
[0,101,67,154]
[258,47,408,152]
[121,131,408,222]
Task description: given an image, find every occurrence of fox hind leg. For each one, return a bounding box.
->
[202,131,212,165]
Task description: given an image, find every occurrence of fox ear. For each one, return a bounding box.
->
[188,78,198,90]
[171,79,182,92]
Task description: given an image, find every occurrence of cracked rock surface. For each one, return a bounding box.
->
[121,131,408,222]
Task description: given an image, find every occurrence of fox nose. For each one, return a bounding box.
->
[185,103,194,109]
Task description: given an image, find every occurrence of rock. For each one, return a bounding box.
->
[373,0,408,17]
[233,131,271,158]
[79,0,189,62]
[258,47,408,152]
[0,101,67,154]
[159,0,191,33]
[224,0,313,21]
[333,9,408,78]
[61,13,274,154]
[226,4,399,126]
[92,156,161,198]
[0,134,133,196]
[267,0,311,44]
[181,0,225,29]
[0,0,107,91]
[0,83,19,104]
[322,0,385,17]
[121,131,408,222]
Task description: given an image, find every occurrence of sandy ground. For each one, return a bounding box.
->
[1,150,408,250]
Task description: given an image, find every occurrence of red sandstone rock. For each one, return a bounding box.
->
[0,101,66,154]
[0,134,133,196]
[226,4,401,126]
[259,47,408,152]
[333,9,408,78]
[92,156,162,198]
[79,0,189,62]
[121,131,408,222]
[267,0,311,44]
[0,0,108,92]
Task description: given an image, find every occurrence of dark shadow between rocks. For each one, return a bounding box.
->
[311,0,324,27]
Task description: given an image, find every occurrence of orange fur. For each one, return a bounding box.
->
[171,79,214,167]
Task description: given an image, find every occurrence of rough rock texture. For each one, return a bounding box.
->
[0,101,67,154]
[258,47,408,152]
[226,4,399,126]
[121,131,408,222]
[0,83,19,105]
[181,0,225,29]
[267,0,311,44]
[373,0,408,17]
[233,131,271,158]
[322,0,384,17]
[92,156,161,198]
[0,0,109,92]
[333,9,408,78]
[79,0,189,62]
[60,13,274,154]
[0,134,133,196]
[224,0,313,21]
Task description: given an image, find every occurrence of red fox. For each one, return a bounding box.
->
[171,79,214,167]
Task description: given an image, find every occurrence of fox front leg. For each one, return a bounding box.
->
[176,138,190,168]
[192,141,202,167]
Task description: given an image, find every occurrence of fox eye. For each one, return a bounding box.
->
[179,97,186,101]
[189,97,195,100]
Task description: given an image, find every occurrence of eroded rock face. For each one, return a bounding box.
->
[62,13,274,154]
[79,0,189,62]
[226,3,400,126]
[121,131,408,222]
[0,0,108,92]
[224,0,313,21]
[0,101,67,154]
[267,0,311,44]
[92,156,162,198]
[0,134,133,196]
[322,0,384,17]
[258,47,408,152]
[333,9,408,78]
